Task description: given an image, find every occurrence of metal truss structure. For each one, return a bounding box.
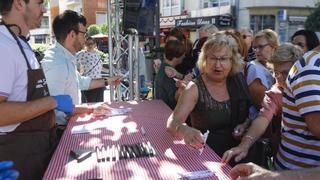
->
[107,0,140,102]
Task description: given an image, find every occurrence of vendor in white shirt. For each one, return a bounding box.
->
[0,0,74,179]
[41,10,121,127]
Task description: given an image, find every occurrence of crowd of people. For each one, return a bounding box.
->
[158,12,320,180]
[1,0,320,179]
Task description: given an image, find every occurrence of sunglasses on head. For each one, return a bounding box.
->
[294,42,305,48]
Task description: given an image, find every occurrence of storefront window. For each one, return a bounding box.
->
[250,15,275,34]
[40,16,49,29]
[163,0,170,7]
[34,34,48,44]
[163,0,179,7]
[202,0,230,8]
[172,0,179,6]
[162,0,181,16]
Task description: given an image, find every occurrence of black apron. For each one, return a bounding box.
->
[0,23,57,180]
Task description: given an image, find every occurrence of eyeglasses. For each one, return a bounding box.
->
[293,42,305,49]
[252,44,269,51]
[75,29,87,34]
[272,70,289,79]
[73,29,88,38]
[207,56,231,65]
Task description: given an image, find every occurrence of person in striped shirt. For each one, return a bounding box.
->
[221,43,303,165]
[275,46,320,170]
[230,162,320,179]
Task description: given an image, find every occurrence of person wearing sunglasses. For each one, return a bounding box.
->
[291,29,319,53]
[76,37,109,103]
[41,10,121,139]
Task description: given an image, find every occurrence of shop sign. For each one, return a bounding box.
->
[175,15,232,28]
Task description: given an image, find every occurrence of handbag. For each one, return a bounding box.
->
[251,138,273,170]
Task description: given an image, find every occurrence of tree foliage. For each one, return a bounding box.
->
[86,24,109,36]
[305,2,320,31]
[87,24,101,37]
[99,24,108,34]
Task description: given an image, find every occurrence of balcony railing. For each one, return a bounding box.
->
[191,6,231,17]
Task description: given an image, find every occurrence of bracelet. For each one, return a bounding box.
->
[243,135,255,142]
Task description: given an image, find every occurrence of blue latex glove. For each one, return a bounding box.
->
[0,161,19,180]
[53,95,74,114]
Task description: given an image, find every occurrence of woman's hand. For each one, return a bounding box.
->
[230,162,276,180]
[183,72,194,82]
[180,125,205,149]
[153,59,161,73]
[233,121,249,140]
[92,103,112,116]
[106,76,122,86]
[221,145,249,163]
[164,66,184,79]
[175,80,187,93]
[164,66,177,78]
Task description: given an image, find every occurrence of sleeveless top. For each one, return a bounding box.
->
[190,74,251,157]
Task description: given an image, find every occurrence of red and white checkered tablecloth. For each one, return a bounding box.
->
[43,100,231,180]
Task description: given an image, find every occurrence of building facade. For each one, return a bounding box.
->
[238,0,317,42]
[159,0,317,43]
[160,0,235,42]
[58,0,108,26]
[29,0,318,45]
[29,2,51,44]
[29,0,108,45]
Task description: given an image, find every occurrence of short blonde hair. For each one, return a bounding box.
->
[269,43,303,64]
[199,24,219,35]
[197,33,244,76]
[254,29,279,48]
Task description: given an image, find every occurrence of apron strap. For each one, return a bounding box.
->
[0,21,32,70]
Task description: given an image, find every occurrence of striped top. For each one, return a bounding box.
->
[275,48,320,170]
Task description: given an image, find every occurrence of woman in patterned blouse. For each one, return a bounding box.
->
[76,37,107,102]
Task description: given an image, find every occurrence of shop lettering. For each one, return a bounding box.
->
[197,19,211,25]
[211,18,216,24]
[175,15,231,27]
[219,21,230,26]
[176,19,196,26]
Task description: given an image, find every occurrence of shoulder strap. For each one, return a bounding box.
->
[0,22,32,69]
[82,57,102,76]
[244,62,252,79]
